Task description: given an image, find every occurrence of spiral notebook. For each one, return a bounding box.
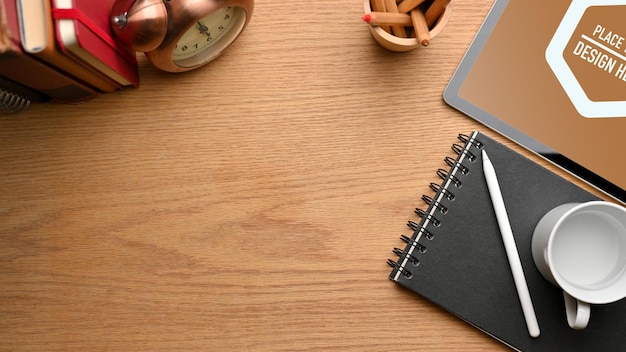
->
[388,131,626,351]
[0,76,46,112]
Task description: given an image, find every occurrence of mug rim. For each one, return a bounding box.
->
[546,201,626,304]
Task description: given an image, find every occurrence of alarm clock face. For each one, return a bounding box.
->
[172,6,247,69]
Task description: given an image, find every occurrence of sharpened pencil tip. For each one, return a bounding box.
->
[481,150,489,161]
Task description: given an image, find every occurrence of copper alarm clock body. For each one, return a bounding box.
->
[111,0,168,53]
[111,0,254,72]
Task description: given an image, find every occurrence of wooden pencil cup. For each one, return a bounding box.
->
[363,0,452,52]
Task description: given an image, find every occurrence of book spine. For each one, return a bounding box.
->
[17,0,120,93]
[1,0,99,103]
[387,131,483,281]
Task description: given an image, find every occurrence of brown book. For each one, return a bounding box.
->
[0,0,98,103]
[17,0,119,93]
[0,75,50,102]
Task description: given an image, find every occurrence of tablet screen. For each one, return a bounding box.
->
[444,0,626,203]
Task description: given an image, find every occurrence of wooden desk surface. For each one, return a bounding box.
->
[0,1,607,350]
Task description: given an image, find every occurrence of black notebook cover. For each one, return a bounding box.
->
[387,131,626,351]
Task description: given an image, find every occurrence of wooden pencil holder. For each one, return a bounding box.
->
[363,0,452,52]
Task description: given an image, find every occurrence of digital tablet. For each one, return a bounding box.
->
[444,0,626,203]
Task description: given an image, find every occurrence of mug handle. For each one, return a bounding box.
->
[563,291,590,329]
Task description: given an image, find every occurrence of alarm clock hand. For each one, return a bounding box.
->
[197,22,209,35]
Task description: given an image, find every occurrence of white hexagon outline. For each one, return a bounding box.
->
[545,0,626,118]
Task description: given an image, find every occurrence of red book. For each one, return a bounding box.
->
[16,0,119,93]
[52,0,139,88]
[0,0,98,103]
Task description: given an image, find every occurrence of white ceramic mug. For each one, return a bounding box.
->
[532,201,626,330]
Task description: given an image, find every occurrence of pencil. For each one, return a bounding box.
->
[370,0,392,33]
[370,0,386,13]
[362,12,412,26]
[410,9,430,46]
[383,0,408,38]
[397,0,426,13]
[424,0,450,27]
[482,150,540,338]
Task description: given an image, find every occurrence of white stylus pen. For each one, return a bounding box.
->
[482,150,540,338]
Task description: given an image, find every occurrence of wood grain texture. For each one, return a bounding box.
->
[0,1,606,350]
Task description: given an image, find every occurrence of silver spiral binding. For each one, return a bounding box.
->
[430,182,454,201]
[452,143,477,162]
[407,220,434,239]
[387,259,413,279]
[414,208,441,227]
[393,248,420,266]
[399,235,427,252]
[445,156,469,175]
[422,194,448,214]
[458,133,484,149]
[0,88,30,113]
[437,168,462,188]
[388,132,483,282]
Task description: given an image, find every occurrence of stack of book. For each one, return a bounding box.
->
[0,0,139,112]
